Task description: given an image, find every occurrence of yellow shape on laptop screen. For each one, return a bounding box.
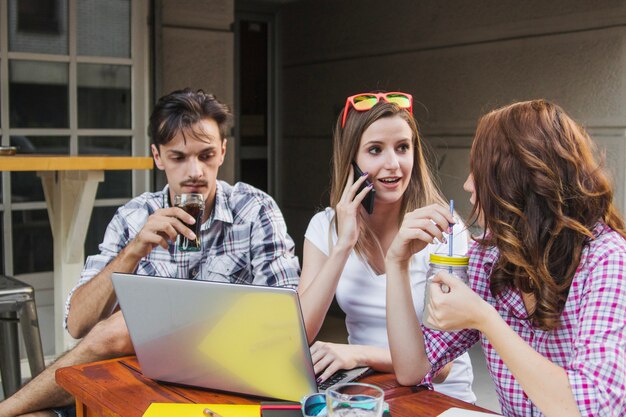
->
[196,292,312,400]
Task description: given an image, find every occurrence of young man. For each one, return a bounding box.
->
[0,89,300,417]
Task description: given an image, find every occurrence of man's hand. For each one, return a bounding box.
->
[125,207,197,260]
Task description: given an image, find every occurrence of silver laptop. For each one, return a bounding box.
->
[111,273,369,401]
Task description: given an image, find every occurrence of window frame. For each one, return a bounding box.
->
[0,0,150,276]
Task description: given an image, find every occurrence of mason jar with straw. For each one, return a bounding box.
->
[422,200,470,329]
[422,253,469,329]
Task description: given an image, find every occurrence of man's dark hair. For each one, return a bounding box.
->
[148,88,232,147]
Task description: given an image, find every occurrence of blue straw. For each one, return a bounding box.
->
[448,200,454,257]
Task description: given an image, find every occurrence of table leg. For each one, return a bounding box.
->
[38,170,104,354]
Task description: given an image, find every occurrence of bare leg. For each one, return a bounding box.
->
[0,312,133,417]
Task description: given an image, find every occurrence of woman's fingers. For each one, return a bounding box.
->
[339,168,356,201]
[402,205,456,242]
[340,169,370,204]
[317,360,341,383]
[313,351,334,376]
[401,218,447,244]
[352,180,374,204]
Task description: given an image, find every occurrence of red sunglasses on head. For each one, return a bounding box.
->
[341,92,413,127]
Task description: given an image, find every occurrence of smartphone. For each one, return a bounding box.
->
[351,161,375,214]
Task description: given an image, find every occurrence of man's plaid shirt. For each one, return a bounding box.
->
[65,181,300,325]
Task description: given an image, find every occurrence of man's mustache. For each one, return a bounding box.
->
[180,180,208,187]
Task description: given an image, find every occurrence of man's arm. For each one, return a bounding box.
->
[66,206,197,338]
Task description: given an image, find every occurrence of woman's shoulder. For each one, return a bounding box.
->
[305,208,336,255]
[583,222,626,265]
[309,207,334,226]
[467,240,499,268]
[305,208,334,236]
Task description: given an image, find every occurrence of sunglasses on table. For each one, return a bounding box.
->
[301,393,390,417]
[341,92,413,127]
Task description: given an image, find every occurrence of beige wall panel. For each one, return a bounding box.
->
[162,0,233,30]
[426,140,473,218]
[283,27,626,138]
[281,0,626,66]
[162,28,234,104]
[591,131,626,214]
[162,27,235,183]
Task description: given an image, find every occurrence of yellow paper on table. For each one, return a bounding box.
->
[143,403,260,417]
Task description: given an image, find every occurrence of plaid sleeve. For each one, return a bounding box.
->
[248,195,301,289]
[63,208,130,328]
[567,249,626,416]
[422,326,480,386]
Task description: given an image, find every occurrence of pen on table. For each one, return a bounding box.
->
[204,408,224,417]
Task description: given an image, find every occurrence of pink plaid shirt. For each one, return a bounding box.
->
[422,222,626,417]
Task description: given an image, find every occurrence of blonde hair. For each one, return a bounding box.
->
[330,100,445,272]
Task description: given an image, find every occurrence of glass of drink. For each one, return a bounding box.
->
[174,193,204,252]
[423,253,469,329]
[325,383,385,417]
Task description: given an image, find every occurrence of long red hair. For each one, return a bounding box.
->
[469,100,625,330]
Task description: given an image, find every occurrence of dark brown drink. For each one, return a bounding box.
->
[175,194,204,252]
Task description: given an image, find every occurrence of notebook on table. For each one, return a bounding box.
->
[111,273,370,402]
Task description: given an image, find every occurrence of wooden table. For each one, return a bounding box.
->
[0,156,153,352]
[56,356,498,417]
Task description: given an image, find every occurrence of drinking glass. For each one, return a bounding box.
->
[174,193,204,252]
[325,383,385,417]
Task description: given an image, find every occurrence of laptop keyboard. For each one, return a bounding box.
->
[317,371,348,391]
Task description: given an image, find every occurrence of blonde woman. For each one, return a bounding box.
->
[298,92,475,402]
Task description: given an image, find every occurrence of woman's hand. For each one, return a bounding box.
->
[386,204,454,265]
[334,169,373,250]
[425,271,493,332]
[310,341,364,383]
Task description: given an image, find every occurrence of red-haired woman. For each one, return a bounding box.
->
[386,100,626,417]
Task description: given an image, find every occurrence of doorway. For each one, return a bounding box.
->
[235,14,275,195]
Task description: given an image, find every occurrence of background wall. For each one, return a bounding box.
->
[277,0,626,259]
[158,0,236,184]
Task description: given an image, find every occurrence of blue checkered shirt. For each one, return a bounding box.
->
[65,181,300,325]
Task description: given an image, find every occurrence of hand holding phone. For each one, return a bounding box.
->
[351,161,376,214]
